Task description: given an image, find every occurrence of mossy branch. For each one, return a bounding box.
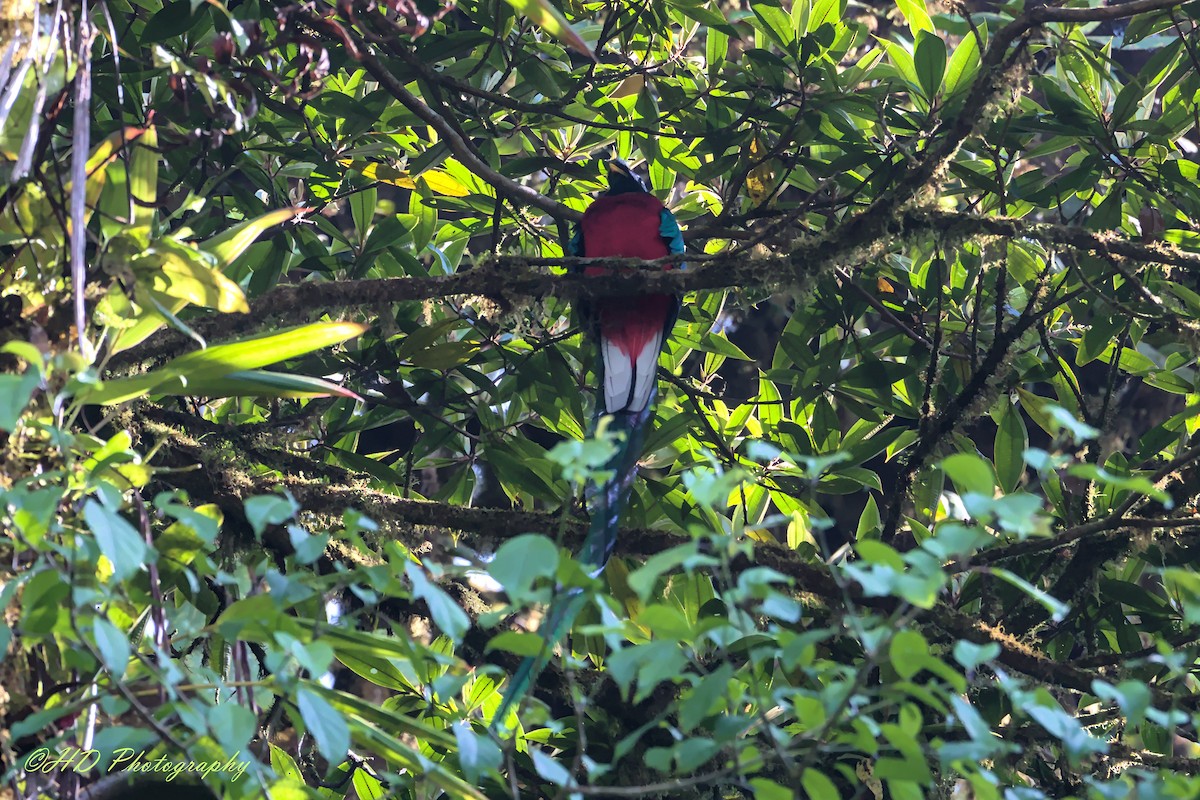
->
[110,211,1200,370]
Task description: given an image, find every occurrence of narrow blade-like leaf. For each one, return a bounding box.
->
[85,322,368,404]
[199,207,302,268]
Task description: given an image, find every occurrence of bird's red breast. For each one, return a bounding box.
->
[579,193,672,262]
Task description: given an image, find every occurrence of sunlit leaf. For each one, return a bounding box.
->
[502,0,596,60]
[85,322,368,404]
[199,207,302,269]
[340,159,417,188]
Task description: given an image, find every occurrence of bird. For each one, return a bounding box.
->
[492,158,684,730]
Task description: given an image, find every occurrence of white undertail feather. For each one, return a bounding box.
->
[601,332,664,414]
[602,338,627,413]
[630,337,660,412]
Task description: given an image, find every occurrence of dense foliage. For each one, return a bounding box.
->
[4,0,1200,797]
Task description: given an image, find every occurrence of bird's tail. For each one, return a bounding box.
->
[578,405,653,572]
[492,588,586,731]
[492,406,653,731]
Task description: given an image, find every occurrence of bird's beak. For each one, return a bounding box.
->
[606,159,625,174]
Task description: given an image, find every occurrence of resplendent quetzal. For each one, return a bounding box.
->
[493,159,684,729]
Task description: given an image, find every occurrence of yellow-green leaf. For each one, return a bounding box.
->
[108,296,189,354]
[943,25,982,97]
[502,0,596,61]
[420,170,471,197]
[2,127,146,237]
[133,246,249,314]
[609,74,645,99]
[85,126,149,176]
[163,370,361,400]
[84,322,368,405]
[339,159,417,188]
[745,135,775,206]
[83,128,149,223]
[895,0,934,35]
[111,208,296,353]
[128,125,158,231]
[199,207,300,268]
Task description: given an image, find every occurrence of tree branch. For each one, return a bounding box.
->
[108,209,1200,369]
[135,402,1200,715]
[307,9,582,224]
[957,516,1200,569]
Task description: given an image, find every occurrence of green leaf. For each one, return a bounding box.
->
[1092,680,1151,727]
[207,702,258,755]
[991,568,1069,622]
[606,640,689,702]
[142,0,199,42]
[20,571,68,636]
[628,543,718,601]
[454,721,502,784]
[1080,316,1123,367]
[801,768,840,800]
[679,663,733,732]
[131,244,249,313]
[489,534,559,600]
[941,453,995,497]
[944,26,982,96]
[321,693,485,799]
[112,210,299,354]
[330,447,410,486]
[353,770,386,800]
[318,682,458,749]
[421,170,471,197]
[341,159,417,188]
[749,778,794,800]
[83,499,152,582]
[856,539,904,569]
[1016,388,1056,437]
[706,28,728,76]
[485,631,547,657]
[245,493,297,537]
[350,185,377,242]
[896,0,934,34]
[890,629,928,680]
[91,618,131,674]
[289,526,329,565]
[128,125,158,231]
[675,331,754,360]
[502,0,595,59]
[1067,463,1172,506]
[86,322,368,404]
[406,562,470,643]
[177,370,362,400]
[880,39,920,89]
[407,340,478,370]
[954,640,1000,670]
[269,743,304,784]
[914,31,947,98]
[994,402,1028,493]
[296,686,350,765]
[752,1,797,51]
[807,0,844,31]
[200,207,302,269]
[856,494,881,540]
[1045,405,1100,443]
[531,747,572,786]
[0,368,40,432]
[1024,700,1107,762]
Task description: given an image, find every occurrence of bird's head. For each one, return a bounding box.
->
[605,158,649,195]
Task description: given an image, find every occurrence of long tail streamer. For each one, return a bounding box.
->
[492,404,653,730]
